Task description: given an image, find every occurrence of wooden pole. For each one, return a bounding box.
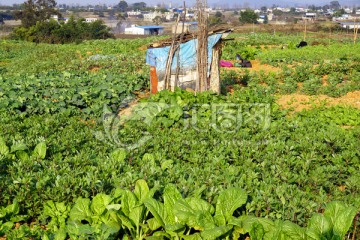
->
[196,0,208,92]
[163,15,181,90]
[174,1,186,89]
[209,42,221,93]
[304,18,307,41]
[354,19,359,45]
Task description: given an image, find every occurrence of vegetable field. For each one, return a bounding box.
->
[0,34,360,239]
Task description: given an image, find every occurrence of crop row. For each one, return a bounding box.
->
[0,180,357,239]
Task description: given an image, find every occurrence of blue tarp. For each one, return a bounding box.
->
[146,34,223,73]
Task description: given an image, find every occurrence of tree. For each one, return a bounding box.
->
[239,10,258,24]
[152,16,164,25]
[214,11,223,18]
[261,6,267,13]
[131,2,146,11]
[118,0,128,12]
[330,1,340,10]
[308,5,316,11]
[273,9,284,16]
[208,15,222,26]
[333,8,345,17]
[263,15,268,24]
[14,0,61,28]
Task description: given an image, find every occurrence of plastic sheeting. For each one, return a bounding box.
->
[146,33,223,73]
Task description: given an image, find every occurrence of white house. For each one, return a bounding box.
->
[143,12,162,21]
[127,11,143,18]
[302,13,316,20]
[339,22,359,29]
[172,22,198,34]
[124,25,164,35]
[85,18,98,23]
[165,12,175,21]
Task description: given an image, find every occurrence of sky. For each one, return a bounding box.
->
[1,0,359,7]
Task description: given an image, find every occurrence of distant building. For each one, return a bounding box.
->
[85,18,98,23]
[51,15,59,21]
[303,12,316,20]
[338,22,359,29]
[333,14,353,21]
[124,25,164,35]
[127,11,143,19]
[143,12,162,22]
[172,22,198,34]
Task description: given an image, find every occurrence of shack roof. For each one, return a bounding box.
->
[148,28,233,48]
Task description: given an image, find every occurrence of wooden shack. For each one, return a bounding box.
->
[145,28,233,94]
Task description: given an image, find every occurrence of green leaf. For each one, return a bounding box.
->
[10,142,28,153]
[163,184,182,224]
[182,233,203,240]
[229,215,260,234]
[142,153,155,166]
[161,160,173,170]
[281,220,306,240]
[134,179,150,203]
[185,197,214,215]
[129,205,145,229]
[99,222,121,239]
[200,225,232,240]
[15,150,29,161]
[69,198,92,223]
[214,188,247,225]
[5,201,20,216]
[333,206,358,238]
[196,211,216,230]
[306,213,332,239]
[106,204,121,211]
[53,227,67,240]
[249,222,265,240]
[147,217,162,231]
[33,141,46,159]
[144,198,165,228]
[91,193,112,216]
[324,201,346,227]
[66,220,82,237]
[0,137,9,156]
[121,190,137,218]
[111,148,127,163]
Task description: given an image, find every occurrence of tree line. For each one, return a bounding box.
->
[10,0,114,43]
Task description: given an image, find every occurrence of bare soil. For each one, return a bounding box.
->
[276,91,360,112]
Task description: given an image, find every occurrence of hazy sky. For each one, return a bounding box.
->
[1,0,358,7]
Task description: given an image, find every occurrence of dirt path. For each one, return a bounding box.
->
[276,91,360,112]
[221,60,281,73]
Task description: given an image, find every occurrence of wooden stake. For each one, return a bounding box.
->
[196,0,208,92]
[304,18,307,41]
[163,15,181,90]
[354,19,359,45]
[174,1,186,89]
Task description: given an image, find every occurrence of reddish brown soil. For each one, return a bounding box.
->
[276,91,360,112]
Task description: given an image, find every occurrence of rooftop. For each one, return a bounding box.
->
[137,26,165,29]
